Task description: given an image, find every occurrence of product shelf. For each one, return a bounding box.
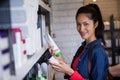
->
[0,0,51,79]
[10,48,47,80]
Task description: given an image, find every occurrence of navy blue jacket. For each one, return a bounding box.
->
[71,39,109,80]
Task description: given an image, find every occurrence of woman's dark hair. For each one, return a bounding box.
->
[76,4,105,45]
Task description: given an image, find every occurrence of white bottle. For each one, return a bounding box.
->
[12,28,22,69]
[37,63,45,80]
[40,62,48,78]
[47,53,59,64]
[44,33,62,57]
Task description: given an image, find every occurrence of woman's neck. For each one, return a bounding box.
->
[85,36,97,45]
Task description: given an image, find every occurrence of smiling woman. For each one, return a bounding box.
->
[49,3,109,80]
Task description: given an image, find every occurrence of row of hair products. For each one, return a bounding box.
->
[24,62,48,80]
[0,30,11,80]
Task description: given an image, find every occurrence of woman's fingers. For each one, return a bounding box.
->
[48,46,54,54]
[49,60,65,70]
[51,63,63,72]
[48,45,60,55]
[59,60,65,64]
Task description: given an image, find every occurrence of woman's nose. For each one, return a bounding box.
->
[79,25,84,32]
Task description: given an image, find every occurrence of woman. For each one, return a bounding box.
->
[49,4,109,80]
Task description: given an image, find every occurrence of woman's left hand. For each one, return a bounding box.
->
[49,60,74,76]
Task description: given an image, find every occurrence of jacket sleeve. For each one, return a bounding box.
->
[69,71,85,80]
[90,47,109,80]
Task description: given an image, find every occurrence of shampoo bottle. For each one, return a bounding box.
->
[44,33,62,57]
[47,53,59,64]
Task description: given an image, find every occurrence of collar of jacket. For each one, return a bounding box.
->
[81,39,102,49]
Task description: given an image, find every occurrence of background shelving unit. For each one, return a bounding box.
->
[104,15,120,66]
[110,15,120,65]
[0,0,54,80]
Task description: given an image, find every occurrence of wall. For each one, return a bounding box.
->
[118,0,120,19]
[84,0,119,20]
[50,0,83,80]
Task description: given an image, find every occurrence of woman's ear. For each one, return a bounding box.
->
[95,21,98,28]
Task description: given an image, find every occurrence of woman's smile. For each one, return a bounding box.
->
[80,31,87,37]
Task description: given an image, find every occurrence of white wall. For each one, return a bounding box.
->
[118,0,120,19]
[50,0,83,64]
[84,0,119,20]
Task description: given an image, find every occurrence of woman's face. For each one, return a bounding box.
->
[76,13,97,42]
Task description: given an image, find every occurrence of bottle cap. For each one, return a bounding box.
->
[55,51,62,57]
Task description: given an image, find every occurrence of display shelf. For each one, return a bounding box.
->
[39,0,51,12]
[10,47,47,80]
[104,30,110,32]
[115,46,120,51]
[104,15,120,65]
[114,29,120,32]
[110,15,120,65]
[0,26,11,30]
[104,29,120,32]
[0,0,51,80]
[0,6,11,29]
[105,47,111,50]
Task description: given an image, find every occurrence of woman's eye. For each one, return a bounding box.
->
[83,23,88,26]
[77,23,81,26]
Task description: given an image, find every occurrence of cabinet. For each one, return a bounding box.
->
[104,15,120,66]
[0,0,53,80]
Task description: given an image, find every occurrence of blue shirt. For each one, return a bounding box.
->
[72,39,109,80]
